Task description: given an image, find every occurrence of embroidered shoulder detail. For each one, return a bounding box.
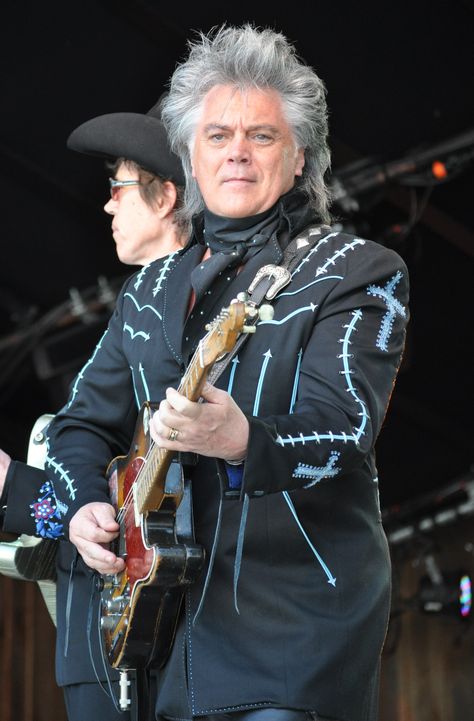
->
[153,252,179,297]
[68,328,109,407]
[133,262,151,291]
[366,270,407,351]
[29,481,64,539]
[315,238,366,277]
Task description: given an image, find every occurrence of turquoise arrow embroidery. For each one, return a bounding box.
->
[282,491,336,586]
[253,350,272,415]
[227,356,240,395]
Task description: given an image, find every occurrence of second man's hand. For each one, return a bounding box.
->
[69,502,125,575]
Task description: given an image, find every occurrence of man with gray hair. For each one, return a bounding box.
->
[47,24,409,721]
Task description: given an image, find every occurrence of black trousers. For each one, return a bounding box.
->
[189,710,335,721]
[63,685,336,721]
[63,682,131,721]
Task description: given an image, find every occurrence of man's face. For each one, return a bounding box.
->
[191,85,305,218]
[104,163,169,266]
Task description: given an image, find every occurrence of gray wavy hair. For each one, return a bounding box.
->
[160,24,332,224]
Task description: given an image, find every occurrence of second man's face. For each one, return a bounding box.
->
[191,84,305,219]
[104,163,167,266]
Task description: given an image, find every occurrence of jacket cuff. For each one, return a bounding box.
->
[1,461,53,537]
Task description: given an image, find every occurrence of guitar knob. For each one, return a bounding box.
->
[106,596,126,614]
[100,615,119,631]
[96,575,105,592]
[99,574,117,591]
[101,613,128,630]
[258,304,274,321]
[100,573,124,590]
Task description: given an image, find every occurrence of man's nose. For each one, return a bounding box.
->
[227,134,250,162]
[104,198,116,215]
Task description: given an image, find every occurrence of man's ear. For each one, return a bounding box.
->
[160,180,178,213]
[295,147,305,177]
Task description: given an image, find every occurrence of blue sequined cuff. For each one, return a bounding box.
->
[30,481,64,539]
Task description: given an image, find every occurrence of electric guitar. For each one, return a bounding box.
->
[99,299,259,671]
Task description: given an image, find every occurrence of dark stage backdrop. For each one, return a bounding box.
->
[0,3,473,718]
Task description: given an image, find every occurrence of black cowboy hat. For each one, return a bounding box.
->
[66,105,185,186]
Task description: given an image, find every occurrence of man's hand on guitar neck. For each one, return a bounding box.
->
[150,383,249,463]
[69,502,125,575]
[0,449,12,495]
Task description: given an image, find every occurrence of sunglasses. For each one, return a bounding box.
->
[109,177,141,201]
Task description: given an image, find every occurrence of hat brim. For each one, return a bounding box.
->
[67,112,185,186]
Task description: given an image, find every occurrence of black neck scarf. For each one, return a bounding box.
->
[182,185,321,363]
[190,202,280,302]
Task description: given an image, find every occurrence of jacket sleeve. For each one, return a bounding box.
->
[0,461,60,537]
[44,278,138,535]
[240,240,409,496]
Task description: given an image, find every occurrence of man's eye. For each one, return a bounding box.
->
[209,133,225,142]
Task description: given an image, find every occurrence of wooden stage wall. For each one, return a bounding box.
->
[1,516,473,721]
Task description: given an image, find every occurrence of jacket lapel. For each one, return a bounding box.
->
[161,244,205,367]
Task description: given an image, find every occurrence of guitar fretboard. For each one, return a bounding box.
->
[136,333,212,512]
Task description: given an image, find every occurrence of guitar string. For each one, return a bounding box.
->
[114,331,211,527]
[111,305,242,532]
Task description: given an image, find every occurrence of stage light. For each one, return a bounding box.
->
[418,569,472,619]
[459,574,472,618]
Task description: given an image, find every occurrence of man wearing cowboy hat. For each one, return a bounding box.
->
[0,104,187,721]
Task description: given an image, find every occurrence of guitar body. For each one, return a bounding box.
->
[101,402,205,670]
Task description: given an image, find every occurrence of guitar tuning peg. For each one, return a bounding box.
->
[242,325,257,334]
[258,304,274,322]
[235,291,249,302]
